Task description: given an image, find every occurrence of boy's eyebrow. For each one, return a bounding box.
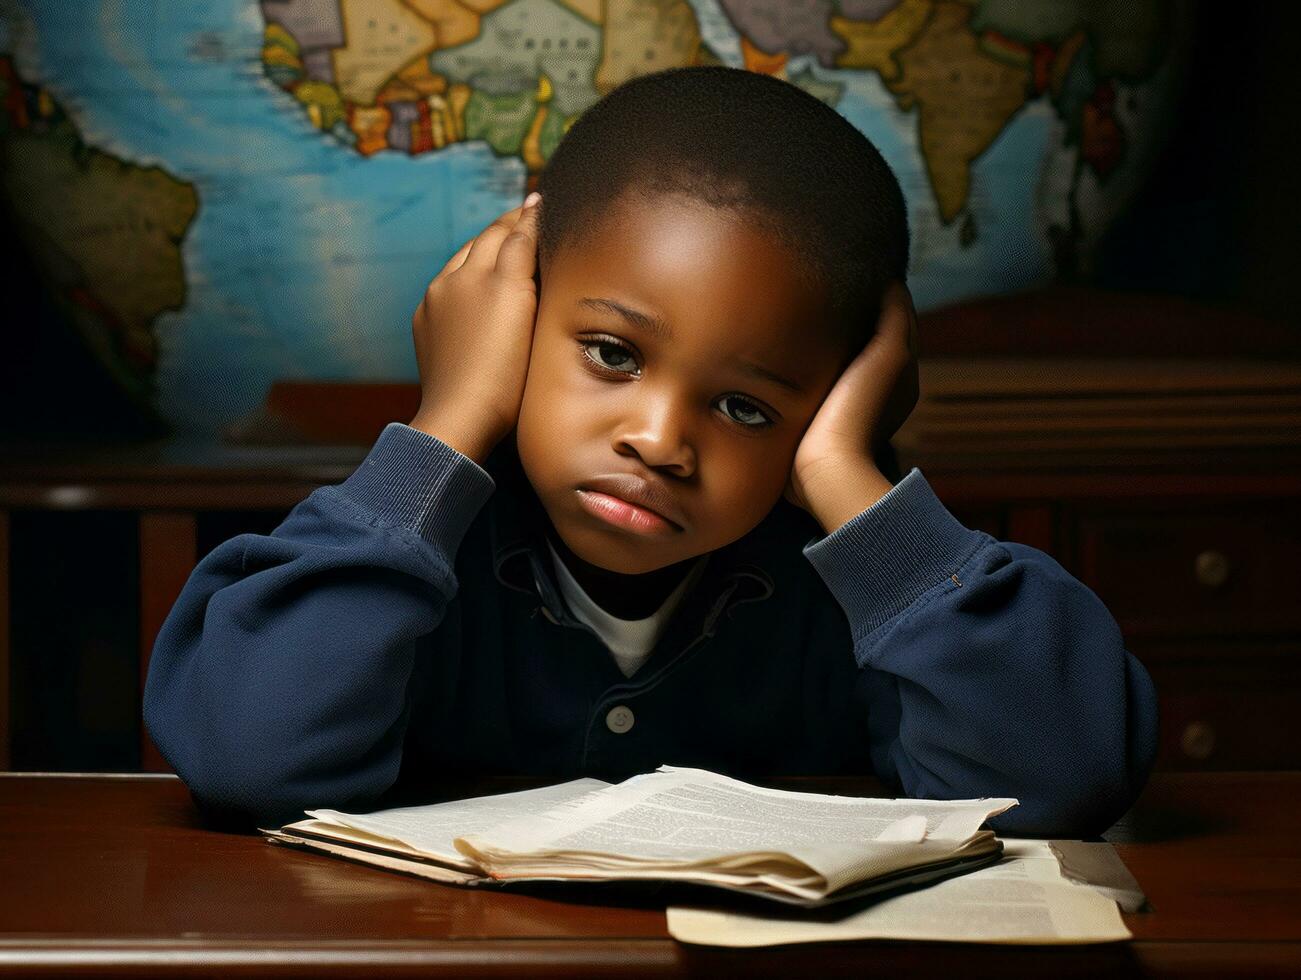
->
[577,296,807,395]
[579,297,671,342]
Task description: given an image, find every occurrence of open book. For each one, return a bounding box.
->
[261,765,1017,908]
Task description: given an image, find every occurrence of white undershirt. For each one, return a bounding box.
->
[544,537,708,679]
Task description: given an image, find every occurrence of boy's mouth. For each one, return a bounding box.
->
[575,473,686,533]
[576,490,681,536]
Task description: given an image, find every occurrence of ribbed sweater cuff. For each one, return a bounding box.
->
[801,467,986,646]
[336,422,496,555]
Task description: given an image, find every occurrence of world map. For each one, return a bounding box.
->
[0,0,1187,434]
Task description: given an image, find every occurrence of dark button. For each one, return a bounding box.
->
[605,705,635,734]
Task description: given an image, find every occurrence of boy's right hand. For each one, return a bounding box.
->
[408,193,542,463]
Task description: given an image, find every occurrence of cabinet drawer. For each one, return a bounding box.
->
[1075,502,1301,638]
[1140,653,1301,770]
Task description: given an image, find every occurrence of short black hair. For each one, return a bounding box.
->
[536,65,909,360]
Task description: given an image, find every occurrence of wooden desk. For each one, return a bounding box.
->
[0,772,1298,976]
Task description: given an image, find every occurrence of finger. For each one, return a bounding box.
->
[880,281,919,374]
[460,204,527,272]
[438,233,477,278]
[878,280,913,343]
[440,202,528,277]
[495,197,541,280]
[877,282,920,444]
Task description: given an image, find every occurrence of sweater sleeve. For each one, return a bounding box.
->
[801,467,1159,838]
[142,423,496,828]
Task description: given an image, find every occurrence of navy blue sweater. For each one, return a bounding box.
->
[143,423,1158,836]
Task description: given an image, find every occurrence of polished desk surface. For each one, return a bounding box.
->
[0,771,1298,977]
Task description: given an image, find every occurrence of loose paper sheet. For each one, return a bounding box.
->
[296,777,609,869]
[1049,840,1148,913]
[666,839,1132,946]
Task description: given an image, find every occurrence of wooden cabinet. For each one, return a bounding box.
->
[898,353,1301,773]
[1072,502,1300,770]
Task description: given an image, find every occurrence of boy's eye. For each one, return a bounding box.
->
[718,395,769,428]
[576,337,775,430]
[583,339,639,376]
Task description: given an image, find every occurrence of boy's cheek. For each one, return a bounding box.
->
[516,337,577,459]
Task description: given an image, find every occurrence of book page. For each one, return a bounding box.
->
[666,839,1133,946]
[264,829,481,883]
[299,777,609,868]
[269,817,487,871]
[454,765,1016,895]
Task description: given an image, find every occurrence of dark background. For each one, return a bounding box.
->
[2,0,1298,769]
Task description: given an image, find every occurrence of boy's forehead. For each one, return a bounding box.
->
[552,192,828,350]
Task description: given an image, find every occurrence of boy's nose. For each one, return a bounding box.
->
[615,433,695,476]
[612,403,696,475]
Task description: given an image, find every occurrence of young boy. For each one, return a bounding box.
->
[143,67,1158,838]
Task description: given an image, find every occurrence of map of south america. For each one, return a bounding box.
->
[0,54,199,409]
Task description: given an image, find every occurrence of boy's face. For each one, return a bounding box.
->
[516,190,847,574]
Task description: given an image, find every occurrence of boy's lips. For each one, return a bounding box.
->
[576,473,686,531]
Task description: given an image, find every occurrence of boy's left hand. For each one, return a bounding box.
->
[784,280,919,520]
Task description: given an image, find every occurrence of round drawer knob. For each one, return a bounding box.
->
[1181,721,1216,760]
[1193,549,1230,589]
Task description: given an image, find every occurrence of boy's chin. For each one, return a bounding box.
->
[546,517,699,577]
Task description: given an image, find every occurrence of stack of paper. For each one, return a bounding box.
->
[263,765,1017,907]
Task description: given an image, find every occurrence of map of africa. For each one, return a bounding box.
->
[0,0,1188,435]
